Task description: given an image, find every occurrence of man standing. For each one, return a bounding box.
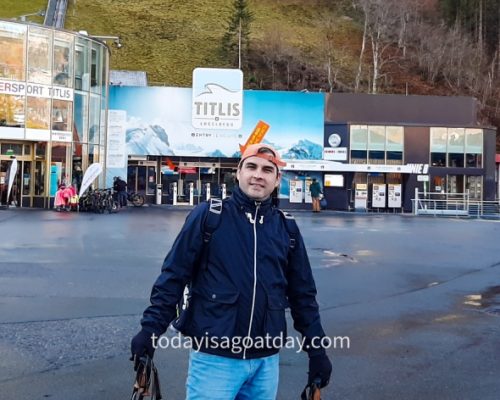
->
[113,176,127,208]
[131,143,332,399]
[309,178,322,213]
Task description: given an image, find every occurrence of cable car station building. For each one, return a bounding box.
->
[0,20,109,207]
[0,20,496,211]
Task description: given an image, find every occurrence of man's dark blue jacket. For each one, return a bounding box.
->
[141,186,326,359]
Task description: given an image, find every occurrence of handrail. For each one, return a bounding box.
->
[412,190,499,219]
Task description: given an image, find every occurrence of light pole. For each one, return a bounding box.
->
[17,10,46,22]
[78,31,122,48]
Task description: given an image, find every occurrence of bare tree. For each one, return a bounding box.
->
[354,0,403,93]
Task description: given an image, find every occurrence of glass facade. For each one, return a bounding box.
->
[429,127,484,200]
[430,127,483,168]
[0,20,109,207]
[350,125,404,164]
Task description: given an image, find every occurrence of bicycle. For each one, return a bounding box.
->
[128,191,145,207]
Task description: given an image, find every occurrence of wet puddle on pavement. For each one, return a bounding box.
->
[463,285,500,316]
[312,248,358,268]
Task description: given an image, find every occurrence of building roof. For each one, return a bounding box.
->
[325,93,478,127]
[109,70,148,86]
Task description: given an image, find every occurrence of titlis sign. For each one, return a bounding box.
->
[192,68,243,130]
[0,79,74,101]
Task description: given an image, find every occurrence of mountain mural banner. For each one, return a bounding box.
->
[108,87,324,160]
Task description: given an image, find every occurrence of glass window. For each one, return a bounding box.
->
[430,127,447,152]
[0,22,27,80]
[368,126,385,150]
[431,175,445,192]
[34,160,45,196]
[466,154,482,168]
[431,152,446,167]
[50,142,71,195]
[447,128,465,154]
[466,176,482,200]
[27,26,52,85]
[1,143,22,155]
[74,92,88,142]
[99,106,106,147]
[465,129,483,154]
[53,32,73,87]
[448,153,464,168]
[88,144,99,164]
[72,142,84,190]
[52,99,73,131]
[35,141,47,158]
[386,126,403,151]
[386,151,403,165]
[89,95,100,145]
[22,161,32,196]
[90,43,102,92]
[26,96,50,129]
[0,94,24,127]
[147,166,156,195]
[350,125,368,150]
[101,49,108,98]
[368,150,385,164]
[447,174,464,193]
[24,144,31,155]
[350,150,367,164]
[75,38,90,91]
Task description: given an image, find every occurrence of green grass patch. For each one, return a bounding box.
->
[0,0,362,88]
[0,0,47,23]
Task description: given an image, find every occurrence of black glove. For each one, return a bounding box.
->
[130,329,156,370]
[308,352,332,388]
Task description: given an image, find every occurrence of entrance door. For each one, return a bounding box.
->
[127,163,156,203]
[0,159,32,207]
[0,141,34,207]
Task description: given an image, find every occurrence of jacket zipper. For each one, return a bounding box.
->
[243,202,260,359]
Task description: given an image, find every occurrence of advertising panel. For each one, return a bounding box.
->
[372,184,386,208]
[289,180,303,203]
[108,87,324,160]
[354,183,368,210]
[304,179,312,203]
[192,68,243,130]
[388,184,402,208]
[106,110,127,168]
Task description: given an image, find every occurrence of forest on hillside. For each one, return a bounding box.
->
[231,0,500,145]
[63,0,500,147]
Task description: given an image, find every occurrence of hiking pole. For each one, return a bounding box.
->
[300,377,322,400]
[131,355,163,400]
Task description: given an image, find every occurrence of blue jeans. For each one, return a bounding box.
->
[186,351,279,400]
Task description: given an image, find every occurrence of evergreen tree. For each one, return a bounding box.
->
[221,0,254,69]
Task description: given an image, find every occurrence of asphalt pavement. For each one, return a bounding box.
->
[0,206,499,399]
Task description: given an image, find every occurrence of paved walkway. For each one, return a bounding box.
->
[0,208,499,399]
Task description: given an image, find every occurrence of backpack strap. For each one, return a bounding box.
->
[174,198,224,326]
[203,198,223,243]
[278,209,300,250]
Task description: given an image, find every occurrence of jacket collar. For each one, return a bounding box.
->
[232,186,273,212]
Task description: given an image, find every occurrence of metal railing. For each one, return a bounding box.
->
[412,189,500,219]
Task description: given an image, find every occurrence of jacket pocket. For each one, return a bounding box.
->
[189,287,239,338]
[264,293,289,338]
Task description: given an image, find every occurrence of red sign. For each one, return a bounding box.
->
[178,167,197,174]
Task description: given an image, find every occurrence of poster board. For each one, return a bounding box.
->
[372,184,386,208]
[354,183,368,210]
[388,184,402,208]
[304,179,312,203]
[289,180,303,203]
